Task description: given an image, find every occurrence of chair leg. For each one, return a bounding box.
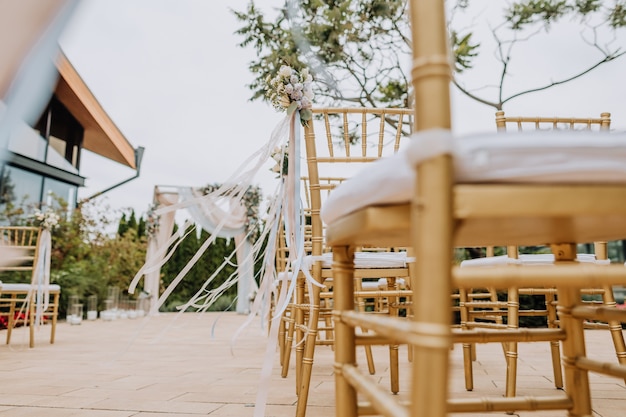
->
[354,278,376,375]
[601,284,626,384]
[6,295,16,344]
[411,275,452,417]
[386,277,400,394]
[504,287,519,399]
[295,276,305,394]
[277,284,288,367]
[50,292,59,344]
[411,157,454,417]
[281,302,295,377]
[558,286,592,416]
[333,246,358,417]
[278,309,286,367]
[458,287,474,391]
[323,296,334,342]
[545,290,564,389]
[295,281,322,417]
[361,333,376,375]
[28,294,35,348]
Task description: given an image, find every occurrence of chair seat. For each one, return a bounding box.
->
[322,129,626,225]
[359,278,408,291]
[1,283,61,292]
[323,130,626,248]
[277,252,411,281]
[460,253,610,267]
[274,252,411,290]
[314,252,411,269]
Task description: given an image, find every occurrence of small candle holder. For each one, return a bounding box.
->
[107,286,120,316]
[67,295,79,324]
[69,303,83,325]
[127,299,138,319]
[101,298,115,321]
[87,295,98,320]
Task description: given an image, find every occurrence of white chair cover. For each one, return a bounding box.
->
[322,129,626,224]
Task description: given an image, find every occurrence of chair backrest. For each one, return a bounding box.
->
[0,226,40,282]
[495,111,611,132]
[494,111,612,259]
[302,107,413,258]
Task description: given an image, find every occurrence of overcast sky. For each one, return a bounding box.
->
[58,0,626,223]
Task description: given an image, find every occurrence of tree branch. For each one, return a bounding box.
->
[502,52,626,105]
[452,79,501,109]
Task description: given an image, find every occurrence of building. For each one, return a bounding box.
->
[0,52,141,213]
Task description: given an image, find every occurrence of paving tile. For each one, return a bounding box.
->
[0,407,82,417]
[0,313,625,416]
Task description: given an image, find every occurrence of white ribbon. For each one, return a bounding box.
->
[126,110,317,417]
[33,228,51,327]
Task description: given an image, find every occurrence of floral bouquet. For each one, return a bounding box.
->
[267,65,314,125]
[31,208,60,231]
[145,203,160,238]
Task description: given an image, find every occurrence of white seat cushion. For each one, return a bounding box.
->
[460,253,610,267]
[360,277,409,291]
[312,251,411,269]
[377,277,407,289]
[275,252,411,284]
[1,283,61,292]
[321,151,414,224]
[321,129,626,224]
[361,281,381,290]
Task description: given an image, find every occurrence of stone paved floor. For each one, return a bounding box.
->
[0,312,624,416]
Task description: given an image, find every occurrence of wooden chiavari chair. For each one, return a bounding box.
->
[458,111,626,396]
[0,226,60,348]
[324,1,626,416]
[292,107,414,417]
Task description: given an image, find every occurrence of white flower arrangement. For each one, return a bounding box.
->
[267,65,314,125]
[145,203,160,238]
[32,208,60,231]
[270,146,288,178]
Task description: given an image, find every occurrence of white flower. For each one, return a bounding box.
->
[278,65,292,77]
[145,203,161,238]
[284,84,294,94]
[271,148,284,163]
[32,208,60,231]
[270,145,288,177]
[292,90,303,101]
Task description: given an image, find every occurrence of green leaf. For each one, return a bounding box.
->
[300,109,312,121]
[286,101,298,115]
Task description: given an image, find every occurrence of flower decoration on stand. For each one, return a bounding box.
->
[270,145,289,178]
[267,65,314,126]
[31,208,60,231]
[145,203,160,239]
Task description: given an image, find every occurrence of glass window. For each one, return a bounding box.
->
[42,177,77,209]
[33,96,84,171]
[0,166,43,213]
[46,135,79,174]
[47,97,83,170]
